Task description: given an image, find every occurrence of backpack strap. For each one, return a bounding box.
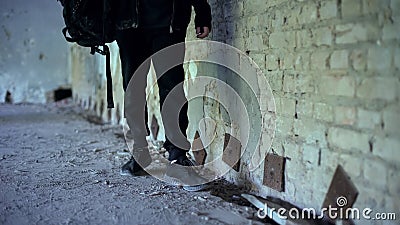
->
[104,45,115,109]
[90,45,115,109]
[62,27,76,43]
[103,0,114,108]
[100,0,114,109]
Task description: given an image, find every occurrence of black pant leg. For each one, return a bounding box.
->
[151,31,190,151]
[116,28,152,148]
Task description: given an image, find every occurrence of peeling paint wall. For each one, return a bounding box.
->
[70,43,124,124]
[0,0,70,103]
[70,1,400,224]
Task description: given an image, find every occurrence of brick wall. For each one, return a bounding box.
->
[192,0,399,223]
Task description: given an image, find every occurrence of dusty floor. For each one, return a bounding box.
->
[0,103,273,225]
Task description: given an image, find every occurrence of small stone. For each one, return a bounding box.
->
[148,191,163,196]
[232,195,240,200]
[196,196,206,202]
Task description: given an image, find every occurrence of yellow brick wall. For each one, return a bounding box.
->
[187,0,400,223]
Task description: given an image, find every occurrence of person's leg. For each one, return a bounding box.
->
[116,28,152,175]
[117,28,152,148]
[150,30,209,191]
[150,30,191,162]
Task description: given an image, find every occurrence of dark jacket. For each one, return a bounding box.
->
[115,0,212,31]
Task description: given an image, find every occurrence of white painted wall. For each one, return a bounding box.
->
[0,0,70,103]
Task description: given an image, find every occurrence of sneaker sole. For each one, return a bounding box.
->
[183,184,208,192]
[163,174,207,192]
[120,170,133,176]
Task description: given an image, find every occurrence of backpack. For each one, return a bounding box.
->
[58,0,115,108]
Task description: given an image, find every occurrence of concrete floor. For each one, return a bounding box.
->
[0,103,271,225]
